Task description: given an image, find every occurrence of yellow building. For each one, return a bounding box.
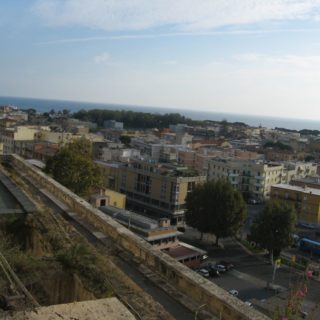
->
[35,130,80,145]
[0,126,42,154]
[97,159,206,226]
[0,143,3,155]
[105,189,126,209]
[271,184,320,225]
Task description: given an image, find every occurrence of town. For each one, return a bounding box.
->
[1,104,320,319]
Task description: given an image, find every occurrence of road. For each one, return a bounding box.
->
[180,228,320,317]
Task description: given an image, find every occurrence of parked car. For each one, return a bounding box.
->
[228,289,239,296]
[248,199,257,205]
[197,268,210,278]
[219,261,234,270]
[208,269,220,278]
[213,264,227,273]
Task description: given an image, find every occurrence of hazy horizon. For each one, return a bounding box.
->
[2,94,320,123]
[1,95,320,131]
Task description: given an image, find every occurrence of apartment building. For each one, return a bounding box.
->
[178,150,196,169]
[35,130,81,145]
[103,120,124,130]
[271,184,320,225]
[131,138,184,162]
[208,158,285,200]
[0,126,41,154]
[208,158,317,201]
[98,159,206,225]
[178,149,217,174]
[195,151,226,176]
[291,176,320,189]
[284,162,317,181]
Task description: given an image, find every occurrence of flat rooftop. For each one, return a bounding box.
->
[166,242,206,261]
[292,176,320,185]
[273,183,320,196]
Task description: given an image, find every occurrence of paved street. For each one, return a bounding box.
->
[212,268,274,302]
[180,227,320,317]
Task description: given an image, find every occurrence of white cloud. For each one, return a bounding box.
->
[94,52,111,64]
[33,0,320,32]
[235,53,320,69]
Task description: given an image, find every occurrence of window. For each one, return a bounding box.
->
[135,174,152,195]
[170,182,180,202]
[121,174,126,188]
[187,181,195,192]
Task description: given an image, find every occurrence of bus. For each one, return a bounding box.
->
[299,238,320,255]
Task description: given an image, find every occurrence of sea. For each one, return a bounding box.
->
[0,96,319,131]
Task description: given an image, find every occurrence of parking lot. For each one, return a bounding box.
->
[180,227,320,317]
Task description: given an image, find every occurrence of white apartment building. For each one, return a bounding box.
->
[208,158,317,201]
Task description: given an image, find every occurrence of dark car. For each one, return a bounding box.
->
[208,269,220,277]
[219,261,234,271]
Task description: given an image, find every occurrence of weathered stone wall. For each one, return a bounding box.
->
[8,154,270,320]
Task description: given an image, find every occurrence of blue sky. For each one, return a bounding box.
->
[1,1,320,120]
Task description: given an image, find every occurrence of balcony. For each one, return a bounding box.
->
[228,173,239,177]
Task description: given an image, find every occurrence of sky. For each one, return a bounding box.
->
[1,1,320,120]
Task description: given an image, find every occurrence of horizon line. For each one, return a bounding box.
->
[1,94,320,125]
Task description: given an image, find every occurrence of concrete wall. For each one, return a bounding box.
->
[8,154,269,320]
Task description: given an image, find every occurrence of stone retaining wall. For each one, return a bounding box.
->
[8,154,270,320]
[0,171,36,213]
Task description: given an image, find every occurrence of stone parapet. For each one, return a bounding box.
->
[8,154,270,320]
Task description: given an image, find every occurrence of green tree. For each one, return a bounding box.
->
[250,200,297,264]
[45,138,102,196]
[185,184,210,240]
[73,109,201,129]
[119,135,131,146]
[185,180,246,245]
[263,141,293,151]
